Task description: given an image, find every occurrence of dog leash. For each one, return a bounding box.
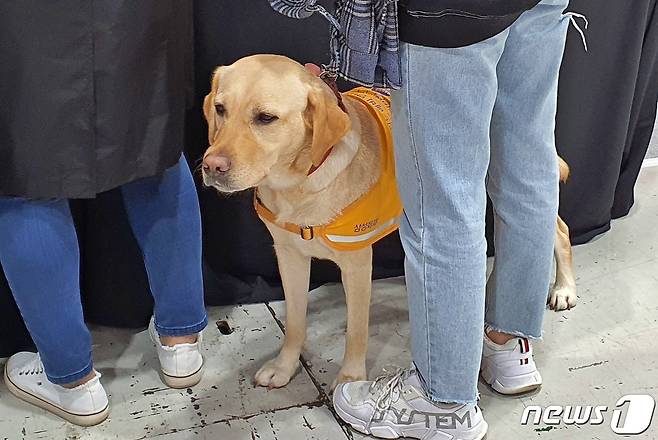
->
[320,69,347,113]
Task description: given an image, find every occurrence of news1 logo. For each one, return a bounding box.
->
[521,395,656,435]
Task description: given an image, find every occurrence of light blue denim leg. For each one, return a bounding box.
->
[485,0,571,338]
[392,34,508,404]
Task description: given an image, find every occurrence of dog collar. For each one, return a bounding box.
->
[305,75,348,175]
[321,73,347,113]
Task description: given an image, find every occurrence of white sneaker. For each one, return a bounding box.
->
[148,318,204,388]
[333,368,488,440]
[480,332,543,395]
[3,352,109,426]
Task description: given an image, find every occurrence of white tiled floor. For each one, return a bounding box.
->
[1,166,657,440]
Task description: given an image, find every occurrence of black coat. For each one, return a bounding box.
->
[0,1,194,199]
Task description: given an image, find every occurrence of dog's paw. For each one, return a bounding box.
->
[254,358,300,389]
[331,367,367,391]
[548,285,577,311]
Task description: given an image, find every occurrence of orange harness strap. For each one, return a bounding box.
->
[254,192,316,240]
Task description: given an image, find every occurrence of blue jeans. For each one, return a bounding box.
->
[0,156,207,385]
[392,0,570,404]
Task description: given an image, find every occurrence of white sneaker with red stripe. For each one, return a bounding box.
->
[480,332,542,395]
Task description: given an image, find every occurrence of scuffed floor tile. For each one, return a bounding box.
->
[0,304,330,440]
[154,405,349,440]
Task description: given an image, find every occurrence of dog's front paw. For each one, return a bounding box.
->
[548,285,577,311]
[331,367,367,391]
[254,358,301,389]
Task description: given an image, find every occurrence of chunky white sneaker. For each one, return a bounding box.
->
[333,368,488,440]
[3,352,109,426]
[480,332,542,395]
[148,318,204,388]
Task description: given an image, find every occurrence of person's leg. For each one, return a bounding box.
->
[480,0,571,396]
[0,198,93,385]
[120,155,207,341]
[393,35,508,404]
[486,0,570,340]
[332,35,509,440]
[0,197,108,426]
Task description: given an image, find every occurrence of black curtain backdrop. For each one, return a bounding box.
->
[556,0,658,243]
[1,0,657,357]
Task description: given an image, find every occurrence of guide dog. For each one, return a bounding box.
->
[201,54,576,389]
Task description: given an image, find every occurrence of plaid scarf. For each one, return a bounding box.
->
[268,0,401,89]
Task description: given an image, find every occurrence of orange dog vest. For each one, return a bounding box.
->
[255,87,403,251]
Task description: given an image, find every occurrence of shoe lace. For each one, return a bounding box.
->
[19,355,45,376]
[369,366,409,412]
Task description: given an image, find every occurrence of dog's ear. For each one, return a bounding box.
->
[203,67,223,146]
[304,85,351,167]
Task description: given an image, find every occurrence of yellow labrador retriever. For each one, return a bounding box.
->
[201,54,576,390]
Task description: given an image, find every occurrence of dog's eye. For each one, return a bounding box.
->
[215,104,225,116]
[256,113,278,124]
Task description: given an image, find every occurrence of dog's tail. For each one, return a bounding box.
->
[558,156,570,183]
